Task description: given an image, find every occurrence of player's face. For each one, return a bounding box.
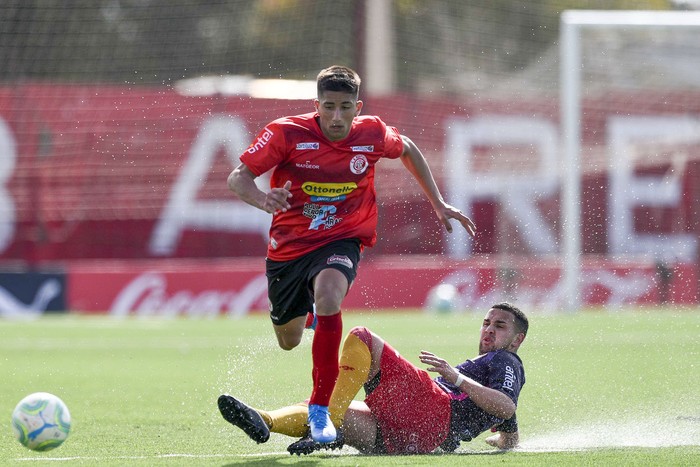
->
[479,308,523,354]
[314,91,362,141]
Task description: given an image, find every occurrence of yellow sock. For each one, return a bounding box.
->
[329,333,371,427]
[257,403,308,438]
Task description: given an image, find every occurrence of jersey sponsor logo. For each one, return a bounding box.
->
[310,195,346,202]
[351,145,373,152]
[296,142,319,150]
[303,203,343,230]
[246,127,274,154]
[502,365,516,392]
[270,236,278,250]
[327,254,353,269]
[350,154,369,174]
[302,181,357,197]
[295,160,320,170]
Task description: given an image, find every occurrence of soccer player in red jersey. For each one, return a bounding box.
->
[226,65,476,444]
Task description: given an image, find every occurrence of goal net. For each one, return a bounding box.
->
[559,10,700,309]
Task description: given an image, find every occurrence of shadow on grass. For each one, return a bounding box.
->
[220,448,509,466]
[222,456,322,466]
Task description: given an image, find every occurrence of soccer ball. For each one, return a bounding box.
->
[11,392,71,451]
[425,283,461,313]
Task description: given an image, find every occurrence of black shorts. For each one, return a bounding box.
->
[265,238,361,326]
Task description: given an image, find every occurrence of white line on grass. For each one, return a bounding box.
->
[14,451,300,462]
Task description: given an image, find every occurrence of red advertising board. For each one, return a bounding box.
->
[66,257,697,316]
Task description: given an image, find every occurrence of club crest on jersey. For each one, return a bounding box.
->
[350,154,369,174]
[327,254,353,269]
[296,142,319,150]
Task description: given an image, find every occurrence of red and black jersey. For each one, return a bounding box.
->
[240,112,404,261]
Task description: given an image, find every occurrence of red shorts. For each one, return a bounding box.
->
[364,342,452,454]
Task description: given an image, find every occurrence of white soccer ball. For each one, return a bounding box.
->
[11,392,71,451]
[425,283,461,313]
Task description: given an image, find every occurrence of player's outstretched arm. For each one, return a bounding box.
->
[227,163,292,214]
[485,431,519,450]
[399,136,476,237]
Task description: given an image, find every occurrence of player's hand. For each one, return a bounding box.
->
[419,351,459,383]
[485,433,500,447]
[263,180,292,214]
[485,432,519,450]
[437,203,476,237]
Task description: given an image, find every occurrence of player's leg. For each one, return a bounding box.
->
[217,394,270,444]
[218,396,310,441]
[287,401,378,455]
[342,401,380,453]
[259,403,309,437]
[328,326,381,427]
[272,315,307,350]
[266,257,315,350]
[287,327,385,456]
[307,267,347,443]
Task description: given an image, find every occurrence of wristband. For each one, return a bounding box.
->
[454,373,466,387]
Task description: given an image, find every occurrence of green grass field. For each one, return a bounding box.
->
[1,309,699,465]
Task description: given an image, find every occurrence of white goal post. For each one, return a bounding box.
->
[559,10,700,311]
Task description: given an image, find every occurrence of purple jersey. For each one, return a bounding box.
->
[435,349,525,447]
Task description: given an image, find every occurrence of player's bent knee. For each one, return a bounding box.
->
[276,334,302,351]
[277,340,299,351]
[273,317,305,350]
[349,326,372,347]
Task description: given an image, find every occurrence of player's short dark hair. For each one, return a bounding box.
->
[491,302,529,336]
[317,65,361,99]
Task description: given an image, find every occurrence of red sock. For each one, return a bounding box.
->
[304,312,315,328]
[309,312,343,406]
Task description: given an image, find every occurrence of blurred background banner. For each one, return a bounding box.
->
[0,271,66,317]
[65,258,696,316]
[1,1,699,312]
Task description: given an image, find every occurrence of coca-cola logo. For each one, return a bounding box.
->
[109,272,268,317]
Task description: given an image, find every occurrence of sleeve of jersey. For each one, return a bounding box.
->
[383,125,404,159]
[494,413,519,433]
[239,123,287,176]
[488,352,523,405]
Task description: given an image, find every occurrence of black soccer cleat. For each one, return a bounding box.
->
[287,428,345,456]
[217,394,270,444]
[287,436,317,456]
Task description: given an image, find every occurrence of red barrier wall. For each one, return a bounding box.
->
[66,257,697,316]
